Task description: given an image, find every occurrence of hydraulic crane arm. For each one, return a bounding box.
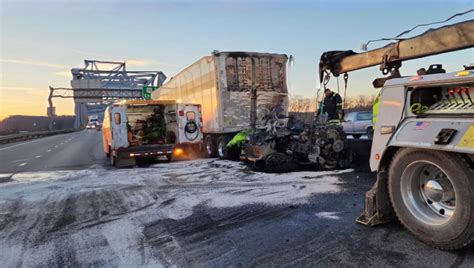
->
[319,20,474,83]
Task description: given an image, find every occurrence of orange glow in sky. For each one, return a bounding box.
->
[0,87,74,120]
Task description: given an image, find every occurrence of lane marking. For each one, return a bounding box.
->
[12,155,41,163]
[47,149,52,152]
[12,158,31,163]
[0,139,45,151]
[54,146,58,148]
[18,162,27,167]
[0,131,77,151]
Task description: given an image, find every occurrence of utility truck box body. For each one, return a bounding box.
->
[370,71,474,171]
[102,100,203,166]
[152,51,289,157]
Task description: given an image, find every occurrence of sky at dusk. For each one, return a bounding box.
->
[1,0,473,120]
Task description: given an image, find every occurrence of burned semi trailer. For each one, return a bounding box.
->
[152,51,289,158]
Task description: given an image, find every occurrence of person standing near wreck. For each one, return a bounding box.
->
[317,88,343,123]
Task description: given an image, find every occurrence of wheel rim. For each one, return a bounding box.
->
[218,140,226,157]
[206,138,213,156]
[400,160,456,226]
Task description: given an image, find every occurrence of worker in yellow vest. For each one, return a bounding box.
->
[370,92,381,140]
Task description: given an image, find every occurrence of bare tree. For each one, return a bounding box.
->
[289,94,375,113]
[288,94,316,113]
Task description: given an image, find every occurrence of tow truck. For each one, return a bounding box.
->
[319,19,474,249]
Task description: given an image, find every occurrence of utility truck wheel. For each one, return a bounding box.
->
[388,149,474,250]
[110,154,117,166]
[204,135,217,158]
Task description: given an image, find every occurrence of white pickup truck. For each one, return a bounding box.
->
[102,100,203,167]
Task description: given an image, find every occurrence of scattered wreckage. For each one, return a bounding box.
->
[227,109,354,173]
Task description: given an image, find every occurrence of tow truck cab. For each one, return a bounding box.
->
[102,100,203,167]
[360,67,474,250]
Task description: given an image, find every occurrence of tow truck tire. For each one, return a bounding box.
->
[388,149,474,250]
[204,135,217,158]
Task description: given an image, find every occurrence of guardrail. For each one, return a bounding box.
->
[0,129,79,145]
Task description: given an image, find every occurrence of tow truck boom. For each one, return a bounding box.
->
[319,20,474,81]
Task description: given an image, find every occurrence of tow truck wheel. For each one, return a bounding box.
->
[388,149,474,250]
[204,135,217,158]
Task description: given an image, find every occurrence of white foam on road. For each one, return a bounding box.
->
[9,170,76,183]
[0,159,353,266]
[0,173,12,182]
[315,211,341,220]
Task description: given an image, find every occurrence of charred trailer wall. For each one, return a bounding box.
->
[152,52,289,135]
[217,52,289,133]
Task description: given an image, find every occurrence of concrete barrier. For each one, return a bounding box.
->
[0,129,79,144]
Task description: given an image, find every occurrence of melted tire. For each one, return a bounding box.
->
[388,149,474,250]
[257,153,298,173]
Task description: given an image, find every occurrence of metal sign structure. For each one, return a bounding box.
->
[142,86,159,100]
[48,60,166,128]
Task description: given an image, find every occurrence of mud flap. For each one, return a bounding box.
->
[115,157,136,168]
[356,170,395,226]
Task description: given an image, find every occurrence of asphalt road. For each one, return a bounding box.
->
[0,158,472,267]
[0,130,106,174]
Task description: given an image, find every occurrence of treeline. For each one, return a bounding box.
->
[288,94,376,123]
[0,115,75,135]
[288,94,376,113]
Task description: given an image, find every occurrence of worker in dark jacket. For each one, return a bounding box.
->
[318,88,343,122]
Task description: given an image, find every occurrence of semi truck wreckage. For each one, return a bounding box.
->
[319,19,474,249]
[149,19,473,250]
[217,71,351,173]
